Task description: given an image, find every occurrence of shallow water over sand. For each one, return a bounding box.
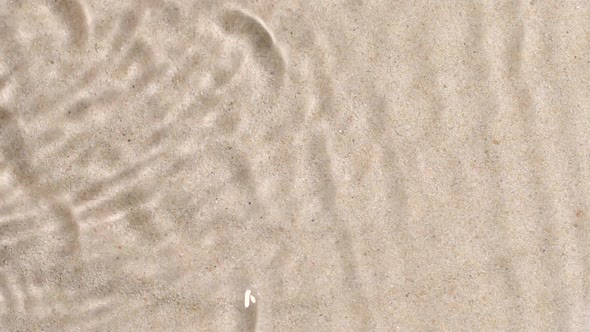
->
[0,1,589,330]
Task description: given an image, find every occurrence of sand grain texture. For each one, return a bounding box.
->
[0,0,589,331]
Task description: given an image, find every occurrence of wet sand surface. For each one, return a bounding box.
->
[0,1,589,330]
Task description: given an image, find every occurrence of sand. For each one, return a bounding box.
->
[0,0,589,330]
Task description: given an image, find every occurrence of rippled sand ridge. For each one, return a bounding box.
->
[0,1,589,330]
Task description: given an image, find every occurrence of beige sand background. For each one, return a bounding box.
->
[0,0,589,330]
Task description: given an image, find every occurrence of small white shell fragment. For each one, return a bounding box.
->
[250,295,256,303]
[245,290,252,308]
